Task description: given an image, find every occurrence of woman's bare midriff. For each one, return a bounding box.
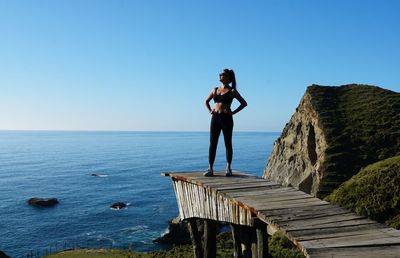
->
[213,103,232,114]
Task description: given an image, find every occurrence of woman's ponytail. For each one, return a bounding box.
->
[223,68,236,90]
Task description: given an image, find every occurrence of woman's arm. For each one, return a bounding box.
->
[231,89,247,115]
[205,88,215,114]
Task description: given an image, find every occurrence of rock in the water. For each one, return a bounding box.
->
[91,173,108,177]
[27,197,59,207]
[0,250,10,258]
[153,216,191,244]
[110,202,127,209]
[264,84,400,197]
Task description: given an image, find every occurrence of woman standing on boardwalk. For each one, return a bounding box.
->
[204,69,247,177]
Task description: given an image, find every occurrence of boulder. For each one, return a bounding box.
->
[110,202,127,209]
[264,84,400,197]
[27,197,59,207]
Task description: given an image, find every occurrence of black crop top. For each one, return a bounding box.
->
[213,87,233,105]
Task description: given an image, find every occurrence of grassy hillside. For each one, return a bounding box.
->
[326,155,400,228]
[307,84,400,197]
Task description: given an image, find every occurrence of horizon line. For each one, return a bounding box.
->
[0,129,281,133]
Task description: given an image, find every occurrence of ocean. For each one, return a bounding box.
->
[0,131,279,257]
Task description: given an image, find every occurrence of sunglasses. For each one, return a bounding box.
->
[219,73,229,77]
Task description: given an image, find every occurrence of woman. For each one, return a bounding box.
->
[204,69,247,177]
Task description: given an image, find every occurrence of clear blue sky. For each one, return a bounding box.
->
[1,0,399,131]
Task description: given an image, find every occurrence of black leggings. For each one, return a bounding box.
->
[209,113,234,167]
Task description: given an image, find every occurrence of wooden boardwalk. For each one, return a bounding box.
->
[163,171,400,258]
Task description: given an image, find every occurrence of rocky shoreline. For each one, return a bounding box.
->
[153,216,191,245]
[0,250,10,258]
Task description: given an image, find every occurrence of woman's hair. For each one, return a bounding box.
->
[223,68,236,90]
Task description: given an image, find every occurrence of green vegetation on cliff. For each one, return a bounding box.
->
[269,231,305,258]
[326,155,400,228]
[307,84,400,196]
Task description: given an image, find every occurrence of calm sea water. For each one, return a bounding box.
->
[0,131,279,257]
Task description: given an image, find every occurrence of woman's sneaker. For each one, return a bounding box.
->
[225,168,233,177]
[203,169,214,177]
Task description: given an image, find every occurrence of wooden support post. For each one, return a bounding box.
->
[240,225,252,258]
[204,219,217,258]
[231,224,242,258]
[251,226,257,257]
[253,218,270,258]
[186,218,203,258]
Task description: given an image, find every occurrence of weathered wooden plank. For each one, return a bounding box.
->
[266,209,353,223]
[237,195,314,205]
[223,188,301,202]
[272,205,349,216]
[205,181,279,191]
[306,245,400,258]
[213,181,281,191]
[296,228,400,242]
[286,218,378,232]
[223,187,298,198]
[223,187,309,206]
[287,223,386,238]
[219,186,281,197]
[174,180,187,218]
[258,203,348,218]
[246,196,314,206]
[203,181,268,189]
[170,172,255,182]
[304,230,399,242]
[248,191,311,199]
[244,198,327,212]
[219,185,298,198]
[221,185,285,196]
[300,235,400,249]
[275,213,366,229]
[187,175,258,184]
[171,180,184,219]
[162,171,198,176]
[171,171,207,178]
[171,170,245,178]
[168,173,215,187]
[202,178,267,186]
[198,178,273,185]
[227,188,308,199]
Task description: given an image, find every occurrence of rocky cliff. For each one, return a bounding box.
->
[263,84,400,197]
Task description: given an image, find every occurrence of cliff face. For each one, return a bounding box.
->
[264,84,400,197]
[263,91,328,195]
